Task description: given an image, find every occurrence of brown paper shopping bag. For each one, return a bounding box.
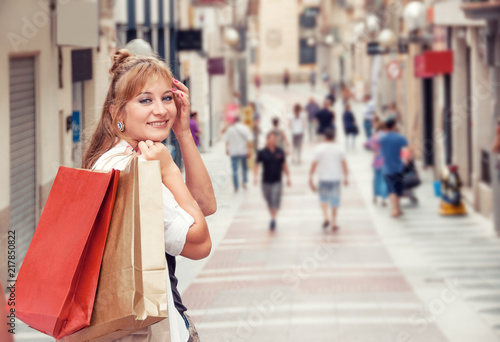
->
[60,156,169,342]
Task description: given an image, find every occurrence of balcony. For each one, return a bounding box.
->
[460,0,500,20]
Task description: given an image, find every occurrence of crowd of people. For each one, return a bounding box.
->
[222,77,421,230]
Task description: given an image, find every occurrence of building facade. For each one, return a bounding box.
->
[0,0,115,291]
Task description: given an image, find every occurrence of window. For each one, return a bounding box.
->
[299,38,316,64]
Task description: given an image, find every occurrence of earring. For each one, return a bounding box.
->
[117,121,125,132]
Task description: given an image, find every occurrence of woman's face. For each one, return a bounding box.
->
[119,79,177,144]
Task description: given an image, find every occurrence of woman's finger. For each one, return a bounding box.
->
[137,141,149,155]
[173,90,190,106]
[172,78,189,95]
[124,145,134,155]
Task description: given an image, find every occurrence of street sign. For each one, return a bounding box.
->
[177,30,202,51]
[207,57,225,75]
[386,61,402,80]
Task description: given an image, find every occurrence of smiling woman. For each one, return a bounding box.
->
[82,49,216,342]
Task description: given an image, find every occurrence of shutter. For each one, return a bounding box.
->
[10,57,36,262]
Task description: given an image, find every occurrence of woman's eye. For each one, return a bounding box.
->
[162,96,173,102]
[139,98,152,104]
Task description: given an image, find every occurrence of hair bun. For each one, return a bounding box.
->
[110,49,132,74]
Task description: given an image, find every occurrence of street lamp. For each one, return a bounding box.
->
[378,29,397,48]
[124,39,154,56]
[353,22,365,41]
[403,1,427,34]
[249,38,259,48]
[224,27,239,46]
[366,14,380,34]
[324,34,334,45]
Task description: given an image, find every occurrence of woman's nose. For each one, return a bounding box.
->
[152,99,167,115]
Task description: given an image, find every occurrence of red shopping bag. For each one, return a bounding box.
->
[15,167,120,339]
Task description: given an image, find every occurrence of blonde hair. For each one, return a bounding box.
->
[82,49,175,169]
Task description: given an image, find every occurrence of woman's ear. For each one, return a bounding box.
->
[109,104,116,119]
[110,104,124,122]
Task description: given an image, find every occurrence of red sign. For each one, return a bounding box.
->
[414,50,453,78]
[386,61,402,80]
[208,57,225,75]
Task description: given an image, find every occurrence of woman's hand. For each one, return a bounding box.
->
[171,78,192,140]
[137,140,179,178]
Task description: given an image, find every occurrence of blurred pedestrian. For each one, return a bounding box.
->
[189,111,201,151]
[321,67,330,87]
[326,88,336,105]
[254,132,291,230]
[289,103,306,164]
[249,101,261,151]
[271,117,291,154]
[363,94,376,140]
[283,69,290,90]
[366,117,388,206]
[254,73,261,93]
[305,97,320,141]
[379,117,409,217]
[315,98,335,137]
[225,116,253,192]
[342,102,358,151]
[387,102,401,123]
[340,82,351,105]
[309,128,348,231]
[309,67,316,91]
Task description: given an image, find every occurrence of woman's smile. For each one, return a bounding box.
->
[148,120,168,128]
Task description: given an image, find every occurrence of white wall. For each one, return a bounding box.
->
[258,0,300,79]
[0,0,61,210]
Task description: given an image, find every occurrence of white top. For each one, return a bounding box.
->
[313,142,346,182]
[93,140,191,342]
[224,122,252,156]
[363,100,376,120]
[290,113,306,135]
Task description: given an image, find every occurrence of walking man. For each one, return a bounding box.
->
[225,116,253,192]
[315,98,335,137]
[379,117,409,218]
[309,128,348,230]
[254,132,291,230]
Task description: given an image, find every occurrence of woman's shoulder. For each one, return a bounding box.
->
[93,140,132,171]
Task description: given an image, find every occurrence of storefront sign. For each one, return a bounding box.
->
[207,57,225,75]
[414,50,453,78]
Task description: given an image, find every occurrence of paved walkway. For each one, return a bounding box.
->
[180,84,500,342]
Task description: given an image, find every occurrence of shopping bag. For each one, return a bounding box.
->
[403,161,421,189]
[15,167,120,339]
[60,156,169,342]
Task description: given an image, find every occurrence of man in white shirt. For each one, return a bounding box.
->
[225,116,253,192]
[309,128,349,230]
